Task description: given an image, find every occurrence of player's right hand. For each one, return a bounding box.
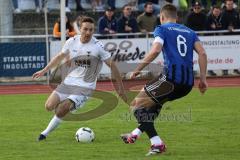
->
[198,79,208,95]
[32,69,46,79]
[130,71,140,79]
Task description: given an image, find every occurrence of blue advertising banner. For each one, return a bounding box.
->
[0,42,46,77]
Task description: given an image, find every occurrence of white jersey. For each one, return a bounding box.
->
[61,35,111,89]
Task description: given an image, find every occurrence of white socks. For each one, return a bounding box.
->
[150,136,163,146]
[41,115,62,136]
[131,128,163,146]
[131,128,142,137]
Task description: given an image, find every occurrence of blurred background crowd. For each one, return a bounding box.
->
[1,0,240,77]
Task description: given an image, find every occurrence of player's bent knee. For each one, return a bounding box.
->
[55,100,73,118]
[45,101,56,111]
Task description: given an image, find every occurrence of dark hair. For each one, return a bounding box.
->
[56,16,73,32]
[144,2,153,8]
[79,16,95,26]
[122,4,131,10]
[160,4,177,19]
[225,0,234,2]
[212,5,221,10]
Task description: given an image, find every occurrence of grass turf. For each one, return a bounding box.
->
[0,87,240,160]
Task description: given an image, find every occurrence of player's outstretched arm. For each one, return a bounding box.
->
[194,41,208,94]
[104,59,127,103]
[32,53,67,79]
[130,42,162,79]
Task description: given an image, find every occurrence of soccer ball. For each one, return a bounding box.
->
[75,127,95,143]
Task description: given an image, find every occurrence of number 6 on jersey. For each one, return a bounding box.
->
[177,35,187,57]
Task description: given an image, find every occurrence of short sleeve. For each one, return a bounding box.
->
[61,38,73,54]
[193,32,200,43]
[96,40,111,61]
[153,26,165,45]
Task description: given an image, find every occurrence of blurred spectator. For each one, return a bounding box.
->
[12,0,41,13]
[98,7,117,34]
[221,0,240,75]
[117,4,138,33]
[206,6,223,31]
[12,0,21,13]
[64,0,71,12]
[221,0,240,32]
[53,16,76,40]
[221,0,238,9]
[107,0,115,9]
[64,0,82,13]
[185,1,207,31]
[75,0,85,11]
[34,0,41,13]
[191,0,210,9]
[128,0,138,11]
[137,2,157,33]
[138,0,160,15]
[91,0,105,12]
[43,0,79,13]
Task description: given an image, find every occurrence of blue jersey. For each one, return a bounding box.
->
[153,22,200,86]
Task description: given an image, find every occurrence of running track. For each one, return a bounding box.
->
[0,77,239,95]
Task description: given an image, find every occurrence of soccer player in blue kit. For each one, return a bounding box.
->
[121,4,208,156]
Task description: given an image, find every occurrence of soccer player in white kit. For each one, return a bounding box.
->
[33,16,126,141]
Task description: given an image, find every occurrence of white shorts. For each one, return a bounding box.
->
[54,91,89,112]
[54,83,93,112]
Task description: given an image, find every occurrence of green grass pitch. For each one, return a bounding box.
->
[0,87,240,160]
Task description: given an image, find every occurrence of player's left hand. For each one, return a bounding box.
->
[198,80,208,95]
